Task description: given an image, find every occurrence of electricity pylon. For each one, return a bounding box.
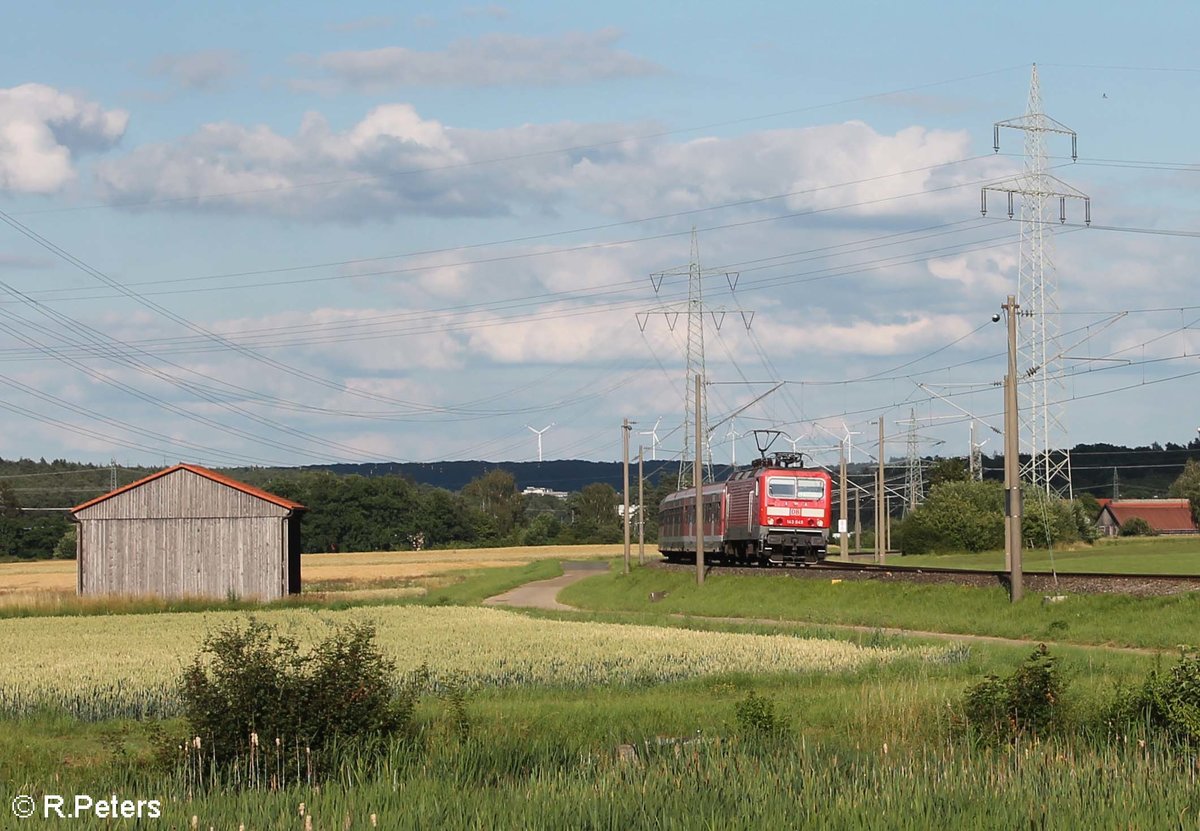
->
[639,229,753,489]
[982,63,1090,498]
[904,409,924,513]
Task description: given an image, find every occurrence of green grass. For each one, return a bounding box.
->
[893,535,1200,573]
[419,558,563,605]
[6,551,1200,826]
[0,644,1185,830]
[558,565,1200,650]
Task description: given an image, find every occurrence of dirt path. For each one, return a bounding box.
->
[666,614,1161,655]
[483,561,610,611]
[486,565,1164,655]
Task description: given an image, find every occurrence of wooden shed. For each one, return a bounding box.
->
[71,464,306,600]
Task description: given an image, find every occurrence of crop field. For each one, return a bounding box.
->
[0,544,620,601]
[0,604,927,720]
[4,549,1200,828]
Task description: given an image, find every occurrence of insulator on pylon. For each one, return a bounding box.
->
[980,190,987,216]
[1007,193,1014,219]
[1059,197,1066,224]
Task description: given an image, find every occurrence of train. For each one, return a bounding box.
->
[658,452,833,566]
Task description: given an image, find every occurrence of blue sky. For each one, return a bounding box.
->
[0,1,1198,477]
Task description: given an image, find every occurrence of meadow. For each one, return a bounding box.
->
[893,534,1200,573]
[3,541,1200,828]
[559,563,1200,650]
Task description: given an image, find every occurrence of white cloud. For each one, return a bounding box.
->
[927,246,1015,295]
[768,312,976,356]
[296,28,662,91]
[92,102,996,230]
[147,50,243,92]
[0,84,127,193]
[93,103,642,220]
[464,305,645,365]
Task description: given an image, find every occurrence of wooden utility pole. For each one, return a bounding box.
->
[875,418,885,563]
[638,445,645,565]
[623,417,632,575]
[695,374,704,586]
[839,440,848,558]
[1003,295,1023,602]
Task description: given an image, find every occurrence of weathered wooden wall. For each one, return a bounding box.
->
[76,469,295,600]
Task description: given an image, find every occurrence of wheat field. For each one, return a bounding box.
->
[0,544,622,600]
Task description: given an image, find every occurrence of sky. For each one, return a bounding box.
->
[1,1,1198,478]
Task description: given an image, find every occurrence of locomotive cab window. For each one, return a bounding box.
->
[767,477,825,500]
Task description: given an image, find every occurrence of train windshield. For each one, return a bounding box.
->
[767,477,825,500]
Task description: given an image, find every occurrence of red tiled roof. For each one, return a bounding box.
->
[1102,499,1196,533]
[71,464,306,514]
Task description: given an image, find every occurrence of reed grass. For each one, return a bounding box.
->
[8,731,1199,830]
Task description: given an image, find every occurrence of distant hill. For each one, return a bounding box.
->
[5,437,1198,507]
[305,459,722,492]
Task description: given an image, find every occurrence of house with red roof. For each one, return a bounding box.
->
[71,464,306,600]
[1095,498,1198,537]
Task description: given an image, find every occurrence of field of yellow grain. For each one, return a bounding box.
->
[0,604,920,720]
[0,545,621,600]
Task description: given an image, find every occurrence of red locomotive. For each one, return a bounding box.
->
[658,451,832,566]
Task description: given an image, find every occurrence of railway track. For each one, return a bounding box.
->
[651,558,1200,597]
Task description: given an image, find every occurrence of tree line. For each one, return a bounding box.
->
[262,469,677,554]
[2,440,1198,560]
[0,464,678,560]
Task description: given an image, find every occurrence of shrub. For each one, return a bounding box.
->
[53,527,77,559]
[734,691,787,739]
[180,618,421,773]
[962,645,1065,742]
[1109,650,1200,744]
[1119,517,1156,537]
[896,480,1005,554]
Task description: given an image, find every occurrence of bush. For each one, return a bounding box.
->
[898,481,1095,554]
[1109,651,1200,744]
[1119,517,1157,537]
[734,691,788,739]
[53,527,77,559]
[897,480,1005,554]
[180,618,421,773]
[962,645,1065,742]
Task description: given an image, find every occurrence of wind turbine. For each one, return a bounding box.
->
[841,422,862,464]
[526,423,554,462]
[639,417,662,460]
[811,422,859,463]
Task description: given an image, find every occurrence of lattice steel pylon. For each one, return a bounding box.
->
[639,229,753,489]
[982,63,1091,498]
[904,408,924,513]
[969,421,984,482]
